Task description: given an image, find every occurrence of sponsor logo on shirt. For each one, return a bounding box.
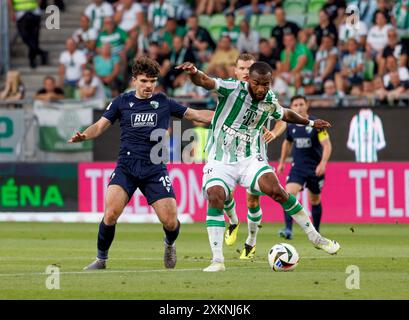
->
[295,138,312,149]
[131,113,157,127]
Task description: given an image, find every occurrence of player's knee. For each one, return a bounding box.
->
[266,185,287,203]
[104,208,120,225]
[207,186,226,208]
[246,195,259,208]
[310,197,321,206]
[162,216,178,231]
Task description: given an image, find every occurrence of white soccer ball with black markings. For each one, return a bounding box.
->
[268,243,299,271]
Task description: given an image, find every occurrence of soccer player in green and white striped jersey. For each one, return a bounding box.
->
[221,54,288,260]
[177,61,341,272]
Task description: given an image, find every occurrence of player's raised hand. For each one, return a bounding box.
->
[68,131,86,143]
[175,62,198,75]
[262,126,277,143]
[312,119,331,129]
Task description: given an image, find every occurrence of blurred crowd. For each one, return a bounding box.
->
[1,0,408,107]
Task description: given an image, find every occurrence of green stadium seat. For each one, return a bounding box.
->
[209,27,223,42]
[307,0,326,13]
[198,15,211,28]
[250,14,259,28]
[258,26,273,39]
[287,13,306,27]
[257,14,277,28]
[208,14,227,42]
[284,1,307,15]
[305,12,319,28]
[235,14,246,26]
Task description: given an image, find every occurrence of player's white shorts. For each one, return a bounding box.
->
[202,154,274,199]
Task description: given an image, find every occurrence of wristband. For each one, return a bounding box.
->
[308,120,315,127]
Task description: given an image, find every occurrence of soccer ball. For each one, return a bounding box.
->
[268,243,299,271]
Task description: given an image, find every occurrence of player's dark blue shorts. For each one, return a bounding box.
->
[109,156,175,205]
[286,166,325,195]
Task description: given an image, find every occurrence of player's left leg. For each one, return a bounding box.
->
[239,192,261,260]
[224,191,240,246]
[151,198,180,269]
[306,174,325,232]
[256,172,340,255]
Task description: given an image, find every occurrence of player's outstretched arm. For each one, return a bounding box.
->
[175,62,216,90]
[262,120,288,143]
[184,108,215,125]
[282,108,331,129]
[68,117,111,143]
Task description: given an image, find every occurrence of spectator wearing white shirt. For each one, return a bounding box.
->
[72,15,98,59]
[237,19,260,56]
[59,38,87,99]
[78,67,106,100]
[367,11,393,55]
[114,0,144,33]
[382,56,409,88]
[338,15,368,50]
[148,0,175,32]
[84,0,114,32]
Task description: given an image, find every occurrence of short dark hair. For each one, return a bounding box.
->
[44,75,56,83]
[132,56,160,78]
[249,61,273,76]
[236,53,256,64]
[290,95,308,104]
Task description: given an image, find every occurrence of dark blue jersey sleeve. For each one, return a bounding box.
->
[286,126,293,142]
[168,97,188,119]
[102,96,121,124]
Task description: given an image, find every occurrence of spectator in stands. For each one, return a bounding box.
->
[322,0,346,26]
[148,0,174,32]
[96,17,129,59]
[372,0,392,24]
[235,0,279,17]
[372,75,388,104]
[195,0,225,15]
[379,28,407,74]
[183,15,216,65]
[84,0,114,32]
[271,7,300,57]
[308,9,338,50]
[258,38,278,69]
[383,56,409,89]
[391,0,409,62]
[72,15,98,62]
[137,24,155,57]
[384,70,409,104]
[114,0,144,34]
[8,0,48,69]
[160,18,187,54]
[78,67,106,100]
[166,0,193,22]
[237,19,260,56]
[277,32,314,93]
[335,38,364,96]
[59,38,87,99]
[312,79,343,107]
[220,12,241,46]
[366,11,393,61]
[173,73,209,98]
[162,36,197,92]
[206,35,239,72]
[338,10,368,50]
[351,0,377,28]
[308,31,338,94]
[34,76,64,102]
[93,43,121,97]
[0,70,25,101]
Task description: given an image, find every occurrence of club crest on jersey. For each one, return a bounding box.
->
[131,113,157,127]
[129,102,134,108]
[150,101,159,109]
[305,126,313,134]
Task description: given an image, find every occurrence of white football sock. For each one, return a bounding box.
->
[224,198,239,225]
[246,206,262,247]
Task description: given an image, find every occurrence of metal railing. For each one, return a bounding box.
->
[0,0,10,75]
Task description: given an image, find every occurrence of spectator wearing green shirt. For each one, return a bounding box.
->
[220,12,241,46]
[160,18,186,55]
[277,32,314,93]
[96,17,130,60]
[93,43,121,98]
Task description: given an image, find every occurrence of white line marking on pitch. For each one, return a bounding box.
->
[0,266,262,278]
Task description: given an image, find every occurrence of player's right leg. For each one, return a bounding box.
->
[83,184,130,270]
[257,172,340,255]
[278,183,303,240]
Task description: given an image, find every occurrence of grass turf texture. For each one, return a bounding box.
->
[0,222,408,299]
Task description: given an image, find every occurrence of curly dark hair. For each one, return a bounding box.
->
[132,56,160,78]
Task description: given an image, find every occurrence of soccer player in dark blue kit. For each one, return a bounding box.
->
[277,95,332,240]
[69,56,214,270]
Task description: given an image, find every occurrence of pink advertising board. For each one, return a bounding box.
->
[78,162,409,223]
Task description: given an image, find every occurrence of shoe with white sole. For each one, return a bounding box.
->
[203,262,226,272]
[314,237,340,255]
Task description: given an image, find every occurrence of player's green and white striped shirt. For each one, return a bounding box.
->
[205,78,284,163]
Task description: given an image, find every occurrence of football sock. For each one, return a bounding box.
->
[97,219,116,260]
[284,210,293,231]
[246,205,262,247]
[224,198,238,225]
[206,207,225,263]
[163,220,180,245]
[281,194,320,243]
[311,203,322,232]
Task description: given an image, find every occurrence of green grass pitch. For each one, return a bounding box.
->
[0,222,408,299]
